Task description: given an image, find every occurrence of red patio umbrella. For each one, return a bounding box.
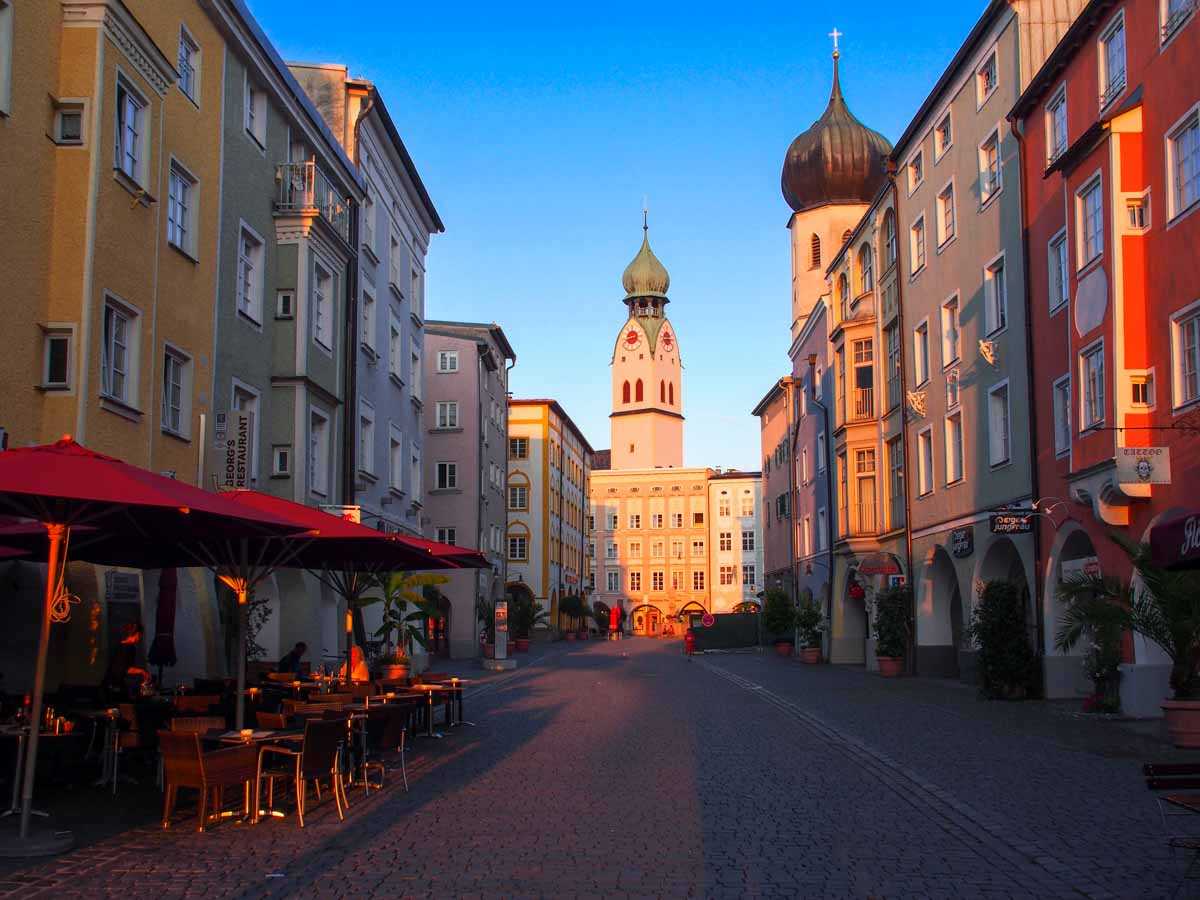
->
[0,438,308,849]
[404,534,490,569]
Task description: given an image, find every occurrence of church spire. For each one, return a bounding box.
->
[621,215,670,302]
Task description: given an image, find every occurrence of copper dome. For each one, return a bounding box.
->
[781,55,893,213]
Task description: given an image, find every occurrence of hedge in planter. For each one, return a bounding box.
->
[967,580,1036,699]
[763,589,796,646]
[872,585,912,661]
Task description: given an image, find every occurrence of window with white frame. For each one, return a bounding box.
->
[984,255,1007,334]
[308,409,330,496]
[388,233,402,292]
[410,338,422,402]
[115,76,148,185]
[651,512,664,528]
[101,299,137,405]
[1081,341,1105,429]
[53,99,85,146]
[437,350,458,373]
[883,210,897,269]
[244,77,266,146]
[606,540,618,559]
[1053,375,1071,455]
[1167,108,1199,220]
[977,50,998,106]
[800,446,809,484]
[802,516,812,556]
[1162,0,1194,43]
[987,382,1010,466]
[935,112,953,159]
[945,411,964,484]
[629,570,642,591]
[388,428,404,491]
[651,540,664,558]
[606,570,620,592]
[1125,191,1151,233]
[941,295,960,365]
[232,383,259,481]
[691,539,705,557]
[692,571,705,591]
[816,508,827,550]
[652,571,665,591]
[1078,176,1104,267]
[1049,229,1069,312]
[742,564,756,586]
[236,224,264,323]
[167,162,197,255]
[177,26,200,103]
[886,436,905,530]
[508,534,528,561]
[361,194,375,255]
[718,497,731,517]
[980,130,1002,202]
[436,527,456,546]
[436,461,457,490]
[817,430,827,470]
[910,215,926,273]
[1130,371,1155,408]
[1047,87,1068,162]
[508,484,528,510]
[41,326,73,390]
[272,444,291,476]
[360,285,376,353]
[936,182,956,245]
[629,513,641,529]
[387,315,403,382]
[358,403,375,475]
[908,150,924,193]
[917,427,934,496]
[1099,13,1126,108]
[0,1,12,117]
[411,267,424,320]
[1172,304,1200,407]
[719,531,732,551]
[858,244,874,295]
[719,565,736,586]
[435,401,459,429]
[312,260,333,350]
[914,320,930,385]
[162,347,190,436]
[885,323,901,409]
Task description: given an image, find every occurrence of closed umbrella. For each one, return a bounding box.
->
[146,567,179,683]
[0,438,307,851]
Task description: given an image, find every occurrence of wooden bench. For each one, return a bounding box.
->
[1144,762,1200,888]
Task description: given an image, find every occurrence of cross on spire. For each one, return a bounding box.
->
[642,196,649,232]
[829,27,842,58]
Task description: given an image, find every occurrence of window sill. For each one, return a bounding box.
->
[168,242,199,265]
[100,395,143,422]
[362,242,380,265]
[270,473,291,480]
[979,189,1003,213]
[429,427,463,434]
[388,281,404,301]
[112,168,154,205]
[361,343,379,364]
[1167,199,1200,231]
[429,488,462,496]
[358,469,378,484]
[313,338,334,357]
[1076,255,1104,279]
[989,459,1012,472]
[36,383,72,393]
[410,396,423,409]
[411,310,424,328]
[388,486,406,499]
[942,355,961,371]
[909,264,926,282]
[245,129,266,153]
[388,372,406,390]
[936,234,957,255]
[237,309,263,329]
[161,426,192,444]
[1079,423,1105,436]
[1049,298,1069,317]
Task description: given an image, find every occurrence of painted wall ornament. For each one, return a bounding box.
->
[978,339,999,366]
[906,390,927,418]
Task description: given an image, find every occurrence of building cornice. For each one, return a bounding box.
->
[63,0,177,96]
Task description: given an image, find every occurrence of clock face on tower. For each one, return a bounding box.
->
[661,329,674,352]
[623,328,642,351]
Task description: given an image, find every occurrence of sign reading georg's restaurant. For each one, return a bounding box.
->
[217,411,254,489]
[1116,446,1171,485]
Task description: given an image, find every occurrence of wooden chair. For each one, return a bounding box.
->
[258,719,347,827]
[349,682,375,699]
[158,731,258,832]
[1144,762,1200,891]
[264,672,297,684]
[170,716,226,733]
[363,702,414,792]
[308,692,353,705]
[256,711,288,730]
[174,694,221,714]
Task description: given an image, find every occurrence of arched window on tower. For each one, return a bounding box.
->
[660,380,666,402]
[622,381,631,403]
[810,234,821,269]
[669,382,674,405]
[635,379,644,402]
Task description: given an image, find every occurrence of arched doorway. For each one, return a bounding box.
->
[425,588,453,658]
[918,546,964,678]
[839,566,868,665]
[732,601,760,614]
[977,536,1033,647]
[630,604,664,636]
[677,601,707,635]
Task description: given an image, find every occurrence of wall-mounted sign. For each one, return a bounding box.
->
[1116,446,1171,485]
[859,553,901,576]
[951,526,974,558]
[887,574,907,589]
[495,600,508,634]
[221,412,254,488]
[105,571,140,603]
[990,513,1034,535]
[1060,555,1101,582]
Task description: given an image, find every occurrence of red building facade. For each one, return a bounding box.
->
[1012,0,1200,711]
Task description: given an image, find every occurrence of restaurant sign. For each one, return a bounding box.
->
[859,553,901,576]
[1116,446,1171,485]
[1060,555,1101,582]
[105,571,140,603]
[990,513,1034,535]
[221,412,254,488]
[950,526,974,558]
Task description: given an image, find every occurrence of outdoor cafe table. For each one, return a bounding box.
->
[408,684,452,739]
[0,726,86,818]
[200,729,304,823]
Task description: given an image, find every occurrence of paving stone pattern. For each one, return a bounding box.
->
[0,640,1190,898]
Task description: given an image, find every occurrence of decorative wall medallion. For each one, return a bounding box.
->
[662,330,675,352]
[906,390,927,418]
[978,340,998,367]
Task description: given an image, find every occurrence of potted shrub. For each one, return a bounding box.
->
[966,580,1035,698]
[873,585,912,678]
[370,572,445,680]
[510,593,548,653]
[795,597,825,664]
[559,594,585,640]
[763,589,796,657]
[476,597,497,658]
[1056,537,1200,745]
[1054,574,1125,714]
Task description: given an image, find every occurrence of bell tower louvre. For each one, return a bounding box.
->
[609,219,684,470]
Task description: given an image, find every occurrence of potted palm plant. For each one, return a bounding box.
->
[476,597,496,658]
[873,584,912,677]
[1056,537,1200,746]
[370,572,446,680]
[510,593,548,652]
[795,597,825,664]
[763,589,796,657]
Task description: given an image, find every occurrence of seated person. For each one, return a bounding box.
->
[337,645,370,683]
[103,623,150,698]
[277,641,308,674]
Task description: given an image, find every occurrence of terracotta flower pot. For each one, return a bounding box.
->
[774,641,794,658]
[799,647,821,664]
[565,632,577,642]
[378,661,410,681]
[1162,699,1200,748]
[514,637,530,653]
[878,656,904,678]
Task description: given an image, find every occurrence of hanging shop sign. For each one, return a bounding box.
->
[1116,446,1171,485]
[859,553,901,576]
[221,412,254,489]
[990,513,1034,535]
[701,613,715,628]
[950,526,974,558]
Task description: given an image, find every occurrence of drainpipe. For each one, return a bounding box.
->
[1009,116,1048,678]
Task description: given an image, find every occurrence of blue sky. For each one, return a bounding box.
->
[255,0,989,470]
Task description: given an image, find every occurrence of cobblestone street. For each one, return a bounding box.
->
[0,640,1190,898]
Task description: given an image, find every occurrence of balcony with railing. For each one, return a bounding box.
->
[854,499,878,536]
[275,161,351,245]
[849,387,874,423]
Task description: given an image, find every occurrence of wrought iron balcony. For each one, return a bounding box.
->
[274,161,351,244]
[1099,71,1126,109]
[849,387,874,422]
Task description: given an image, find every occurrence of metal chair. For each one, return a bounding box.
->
[258,719,347,828]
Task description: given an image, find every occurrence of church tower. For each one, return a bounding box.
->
[609,221,683,469]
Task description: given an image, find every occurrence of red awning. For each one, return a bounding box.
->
[1150,510,1200,570]
[403,535,490,569]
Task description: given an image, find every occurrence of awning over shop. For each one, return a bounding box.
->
[1149,510,1200,570]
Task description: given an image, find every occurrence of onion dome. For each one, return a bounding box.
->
[781,52,893,213]
[621,225,670,300]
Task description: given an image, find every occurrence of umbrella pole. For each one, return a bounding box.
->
[235,589,247,731]
[19,523,65,840]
